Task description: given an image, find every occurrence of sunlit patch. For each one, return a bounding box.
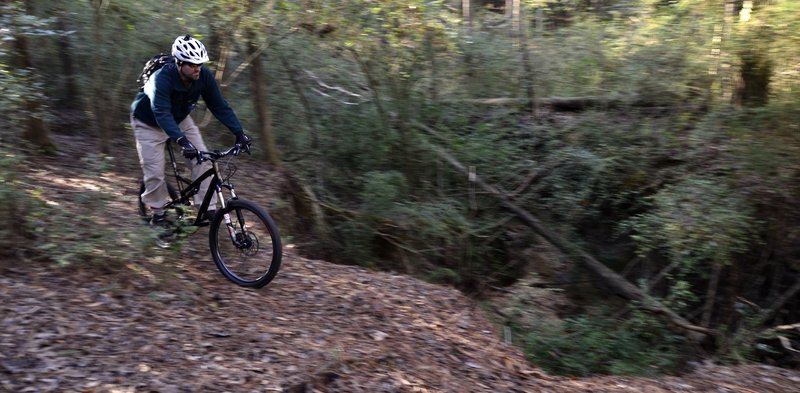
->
[126,263,157,283]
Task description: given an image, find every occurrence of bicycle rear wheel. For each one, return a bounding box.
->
[209,199,282,288]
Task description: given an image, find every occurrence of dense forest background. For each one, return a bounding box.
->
[2,0,799,377]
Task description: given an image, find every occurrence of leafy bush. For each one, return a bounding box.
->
[27,193,157,269]
[359,170,408,214]
[0,147,160,269]
[620,176,760,307]
[333,219,378,267]
[521,310,686,377]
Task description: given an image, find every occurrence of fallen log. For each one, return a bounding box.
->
[412,120,717,341]
[441,96,626,110]
[442,95,706,114]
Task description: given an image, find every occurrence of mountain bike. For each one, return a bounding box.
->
[137,141,281,289]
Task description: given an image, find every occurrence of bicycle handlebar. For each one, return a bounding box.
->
[196,143,250,163]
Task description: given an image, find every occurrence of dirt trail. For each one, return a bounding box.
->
[1,135,798,392]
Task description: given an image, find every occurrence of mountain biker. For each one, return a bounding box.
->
[131,35,252,230]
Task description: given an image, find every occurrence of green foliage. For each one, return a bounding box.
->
[389,200,523,290]
[622,177,759,270]
[521,309,686,377]
[360,170,408,214]
[700,103,800,199]
[25,192,158,268]
[733,0,800,102]
[5,0,800,373]
[0,146,159,268]
[0,4,55,127]
[424,266,461,285]
[333,219,378,266]
[534,146,607,229]
[620,176,761,313]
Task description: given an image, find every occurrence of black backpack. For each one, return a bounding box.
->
[137,53,174,90]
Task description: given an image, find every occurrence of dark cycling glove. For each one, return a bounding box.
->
[235,133,252,153]
[176,136,198,159]
[235,133,252,147]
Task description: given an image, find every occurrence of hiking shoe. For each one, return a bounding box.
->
[150,212,175,238]
[150,212,174,230]
[204,209,217,221]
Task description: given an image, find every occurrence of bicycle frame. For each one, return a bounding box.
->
[163,141,237,227]
[138,139,281,288]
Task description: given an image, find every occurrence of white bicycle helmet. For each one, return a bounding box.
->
[171,35,209,64]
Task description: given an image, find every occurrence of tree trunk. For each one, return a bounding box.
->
[279,54,320,179]
[461,0,475,81]
[735,49,771,107]
[648,259,680,288]
[349,48,389,128]
[702,263,723,328]
[719,0,738,106]
[510,0,520,37]
[733,1,770,107]
[424,29,439,105]
[89,1,111,154]
[462,0,471,30]
[199,22,236,128]
[56,15,79,109]
[11,7,54,152]
[756,276,800,327]
[246,32,281,166]
[515,1,537,117]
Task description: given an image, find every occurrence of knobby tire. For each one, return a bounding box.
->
[208,199,282,288]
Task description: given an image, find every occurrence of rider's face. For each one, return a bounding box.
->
[180,63,202,81]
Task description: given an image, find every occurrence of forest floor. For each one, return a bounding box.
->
[2,133,799,392]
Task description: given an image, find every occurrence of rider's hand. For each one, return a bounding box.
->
[235,133,252,153]
[176,136,198,159]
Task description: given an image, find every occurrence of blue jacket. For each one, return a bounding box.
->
[131,63,243,140]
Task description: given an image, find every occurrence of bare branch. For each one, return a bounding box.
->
[757,275,800,326]
[775,323,800,332]
[306,71,363,98]
[777,336,800,354]
[221,28,296,88]
[310,87,361,105]
[304,70,370,105]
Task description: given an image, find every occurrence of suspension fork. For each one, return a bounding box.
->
[211,161,244,245]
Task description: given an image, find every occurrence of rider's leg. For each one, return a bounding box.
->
[132,115,171,211]
[178,116,218,209]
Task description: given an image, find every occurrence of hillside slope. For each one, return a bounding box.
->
[1,134,798,392]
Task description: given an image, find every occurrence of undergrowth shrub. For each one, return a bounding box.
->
[27,193,157,269]
[619,176,760,308]
[333,219,377,266]
[521,309,686,377]
[360,170,408,214]
[1,148,160,269]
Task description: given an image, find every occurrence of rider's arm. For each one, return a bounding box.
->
[147,68,183,140]
[199,67,244,137]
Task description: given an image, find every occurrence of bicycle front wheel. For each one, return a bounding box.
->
[209,199,282,288]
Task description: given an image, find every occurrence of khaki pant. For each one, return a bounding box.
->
[132,115,217,210]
